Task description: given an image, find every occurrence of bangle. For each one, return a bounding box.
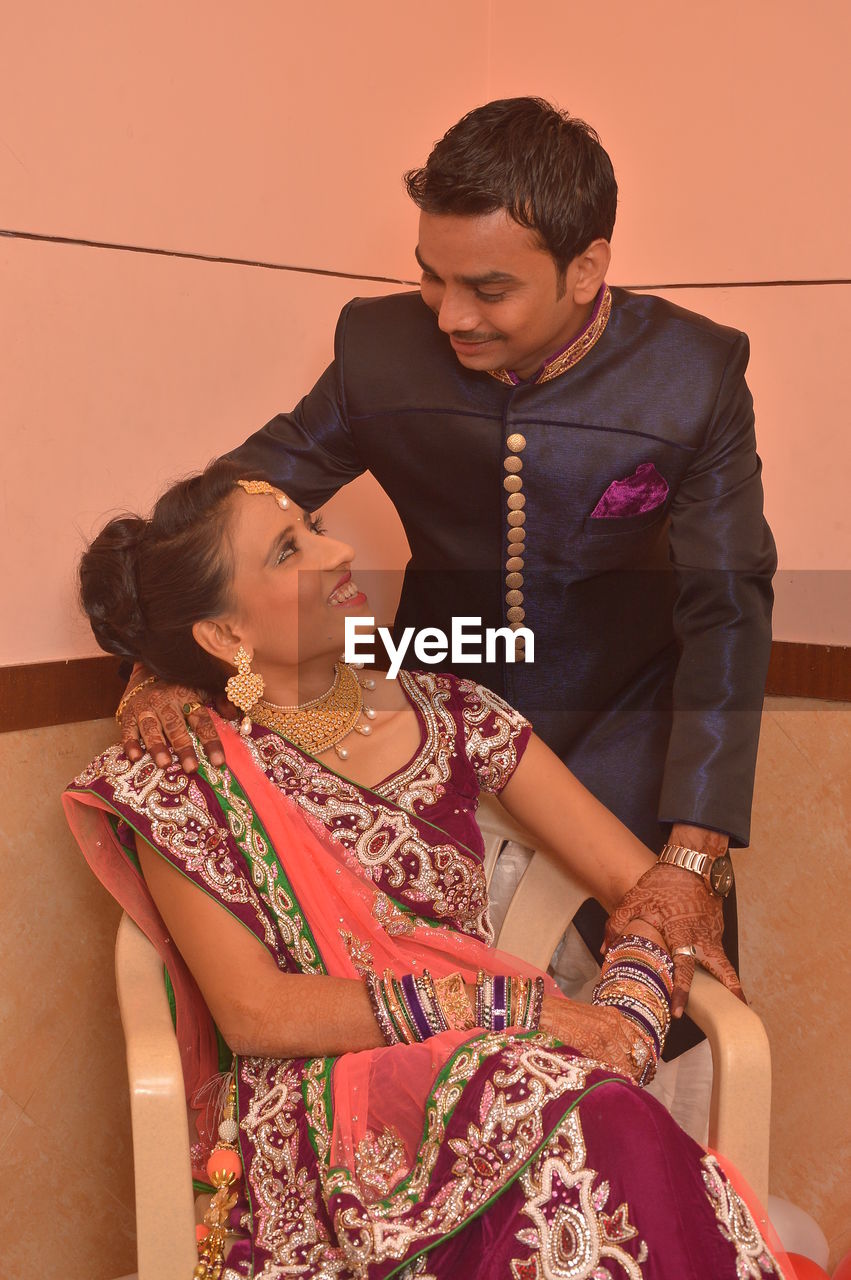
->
[365,971,402,1045]
[592,935,674,1083]
[432,972,475,1030]
[115,675,158,723]
[474,972,544,1033]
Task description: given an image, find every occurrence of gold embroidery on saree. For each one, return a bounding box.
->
[242,728,491,942]
[457,678,530,794]
[76,747,278,948]
[511,1109,646,1279]
[374,671,456,812]
[239,1056,348,1276]
[322,1036,599,1268]
[700,1155,782,1278]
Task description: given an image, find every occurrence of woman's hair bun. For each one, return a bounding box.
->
[79,515,149,660]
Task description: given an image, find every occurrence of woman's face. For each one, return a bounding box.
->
[223,488,370,672]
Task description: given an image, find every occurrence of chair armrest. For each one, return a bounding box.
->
[686,968,771,1203]
[114,913,198,1280]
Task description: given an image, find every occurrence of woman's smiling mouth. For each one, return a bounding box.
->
[328,573,366,607]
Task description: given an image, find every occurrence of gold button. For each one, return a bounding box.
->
[507,606,526,622]
[503,475,523,493]
[505,572,523,588]
[506,433,527,453]
[506,556,524,571]
[507,511,526,527]
[506,589,524,606]
[507,493,525,510]
[507,528,525,543]
[503,456,523,474]
[508,542,525,558]
[510,620,526,631]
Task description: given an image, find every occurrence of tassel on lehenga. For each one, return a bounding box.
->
[194,1072,242,1279]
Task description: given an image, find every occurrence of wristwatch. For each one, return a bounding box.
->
[658,843,734,897]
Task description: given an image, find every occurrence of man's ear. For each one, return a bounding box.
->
[569,238,611,304]
[192,616,244,666]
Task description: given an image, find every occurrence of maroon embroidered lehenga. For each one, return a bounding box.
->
[64,671,787,1279]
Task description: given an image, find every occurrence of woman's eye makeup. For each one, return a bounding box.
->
[275,538,297,565]
[275,513,326,565]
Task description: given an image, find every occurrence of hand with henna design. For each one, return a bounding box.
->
[604,863,746,1018]
[539,998,650,1084]
[118,664,228,772]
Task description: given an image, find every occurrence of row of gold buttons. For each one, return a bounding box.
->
[503,432,527,659]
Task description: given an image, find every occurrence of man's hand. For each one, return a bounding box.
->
[604,863,745,1018]
[539,997,651,1083]
[117,667,226,771]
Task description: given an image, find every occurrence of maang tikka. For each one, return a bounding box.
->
[225,645,265,735]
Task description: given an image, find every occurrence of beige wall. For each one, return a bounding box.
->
[0,699,848,1279]
[1,1,850,663]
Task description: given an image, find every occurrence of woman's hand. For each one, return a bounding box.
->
[604,864,745,1017]
[117,665,225,770]
[539,997,648,1083]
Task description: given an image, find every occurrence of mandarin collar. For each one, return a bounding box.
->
[488,283,612,387]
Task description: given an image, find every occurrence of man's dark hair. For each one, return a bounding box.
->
[404,97,617,275]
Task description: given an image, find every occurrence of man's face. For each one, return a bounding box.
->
[416,210,596,379]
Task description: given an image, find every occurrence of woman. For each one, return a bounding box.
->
[64,461,787,1279]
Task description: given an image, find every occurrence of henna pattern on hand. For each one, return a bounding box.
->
[539,999,646,1083]
[604,864,746,1016]
[117,677,225,769]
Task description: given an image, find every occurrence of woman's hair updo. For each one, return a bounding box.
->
[80,459,263,691]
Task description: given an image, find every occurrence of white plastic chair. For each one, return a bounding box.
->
[115,794,772,1279]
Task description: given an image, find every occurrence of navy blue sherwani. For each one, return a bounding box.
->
[227,287,776,1046]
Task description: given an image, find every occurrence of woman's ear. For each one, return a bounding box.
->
[192,617,244,666]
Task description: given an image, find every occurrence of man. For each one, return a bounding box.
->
[123,98,773,1043]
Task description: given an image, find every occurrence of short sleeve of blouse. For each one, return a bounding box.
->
[454,678,532,794]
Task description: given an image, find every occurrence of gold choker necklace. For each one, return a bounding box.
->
[250,662,377,759]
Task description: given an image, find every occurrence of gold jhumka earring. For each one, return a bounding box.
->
[225,645,265,736]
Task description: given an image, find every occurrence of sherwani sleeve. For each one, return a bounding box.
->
[659,332,776,847]
[223,305,365,510]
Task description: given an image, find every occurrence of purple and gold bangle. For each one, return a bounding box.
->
[416,971,449,1035]
[491,975,508,1032]
[385,972,419,1044]
[399,973,432,1042]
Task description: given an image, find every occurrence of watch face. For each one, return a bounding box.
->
[709,856,734,897]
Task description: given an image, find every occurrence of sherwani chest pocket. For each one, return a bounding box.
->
[578,508,672,571]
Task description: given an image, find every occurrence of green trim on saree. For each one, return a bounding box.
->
[199,753,327,976]
[302,1056,335,1160]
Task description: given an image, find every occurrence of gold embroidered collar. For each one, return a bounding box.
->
[488,284,612,387]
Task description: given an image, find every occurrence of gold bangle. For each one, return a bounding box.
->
[115,675,158,723]
[432,972,475,1031]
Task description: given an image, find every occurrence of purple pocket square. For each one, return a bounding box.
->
[590,462,669,518]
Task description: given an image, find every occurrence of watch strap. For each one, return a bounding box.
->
[658,843,713,878]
